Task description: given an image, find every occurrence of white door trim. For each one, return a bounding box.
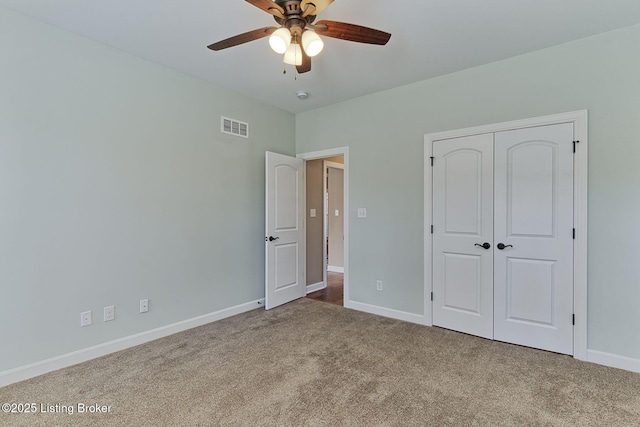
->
[424,110,588,360]
[297,147,350,307]
[324,161,345,169]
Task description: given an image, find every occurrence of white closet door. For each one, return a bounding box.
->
[432,134,494,339]
[493,124,574,354]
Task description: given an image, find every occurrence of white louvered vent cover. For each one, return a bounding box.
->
[221,116,249,138]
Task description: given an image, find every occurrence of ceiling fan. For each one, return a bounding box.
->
[207,0,391,74]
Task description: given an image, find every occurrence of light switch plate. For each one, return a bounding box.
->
[334,210,339,217]
[357,208,367,218]
[310,209,317,218]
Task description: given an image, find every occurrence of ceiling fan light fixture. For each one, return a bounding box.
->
[269,27,291,54]
[302,30,324,57]
[207,0,392,75]
[283,43,303,66]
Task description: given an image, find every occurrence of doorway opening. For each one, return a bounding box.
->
[305,157,344,306]
[297,148,349,307]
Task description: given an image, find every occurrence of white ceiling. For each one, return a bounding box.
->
[3,0,640,114]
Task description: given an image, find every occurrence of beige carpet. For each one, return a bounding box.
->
[1,298,639,426]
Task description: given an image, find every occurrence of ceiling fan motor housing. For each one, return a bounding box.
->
[274,0,316,32]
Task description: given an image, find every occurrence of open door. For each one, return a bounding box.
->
[265,151,305,310]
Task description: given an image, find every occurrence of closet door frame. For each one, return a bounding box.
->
[424,110,588,360]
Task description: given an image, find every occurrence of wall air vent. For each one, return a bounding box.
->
[221,116,249,138]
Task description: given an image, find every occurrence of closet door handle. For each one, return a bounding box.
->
[497,243,513,250]
[266,236,279,242]
[475,242,491,250]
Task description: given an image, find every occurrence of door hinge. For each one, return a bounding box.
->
[430,156,435,167]
[431,292,434,301]
[572,314,575,325]
[573,228,576,239]
[573,140,580,153]
[431,225,434,234]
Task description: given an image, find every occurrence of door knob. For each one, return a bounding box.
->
[267,236,279,242]
[497,243,513,250]
[475,242,491,250]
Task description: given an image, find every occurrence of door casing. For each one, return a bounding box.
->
[424,110,588,360]
[325,161,345,276]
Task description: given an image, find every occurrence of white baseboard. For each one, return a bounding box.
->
[7,299,636,388]
[327,265,344,273]
[586,349,640,373]
[306,281,326,294]
[0,299,265,388]
[345,300,426,326]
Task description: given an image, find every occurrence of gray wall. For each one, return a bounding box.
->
[0,8,295,372]
[296,24,640,360]
[3,6,640,374]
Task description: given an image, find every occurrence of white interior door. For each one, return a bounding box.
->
[432,123,574,355]
[432,134,495,339]
[493,124,574,354]
[265,151,305,310]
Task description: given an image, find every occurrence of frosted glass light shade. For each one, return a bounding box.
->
[302,30,324,57]
[283,43,302,66]
[269,28,291,54]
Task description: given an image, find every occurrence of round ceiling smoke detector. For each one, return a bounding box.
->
[296,91,309,100]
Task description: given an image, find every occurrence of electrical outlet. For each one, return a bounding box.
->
[104,305,115,322]
[140,299,149,313]
[376,280,383,292]
[80,311,92,327]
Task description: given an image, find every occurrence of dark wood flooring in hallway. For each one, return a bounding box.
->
[305,272,343,306]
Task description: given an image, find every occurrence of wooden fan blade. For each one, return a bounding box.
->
[314,20,391,45]
[208,27,277,51]
[245,0,285,17]
[297,48,312,73]
[301,0,334,16]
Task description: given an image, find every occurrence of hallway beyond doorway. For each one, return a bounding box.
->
[306,272,343,306]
